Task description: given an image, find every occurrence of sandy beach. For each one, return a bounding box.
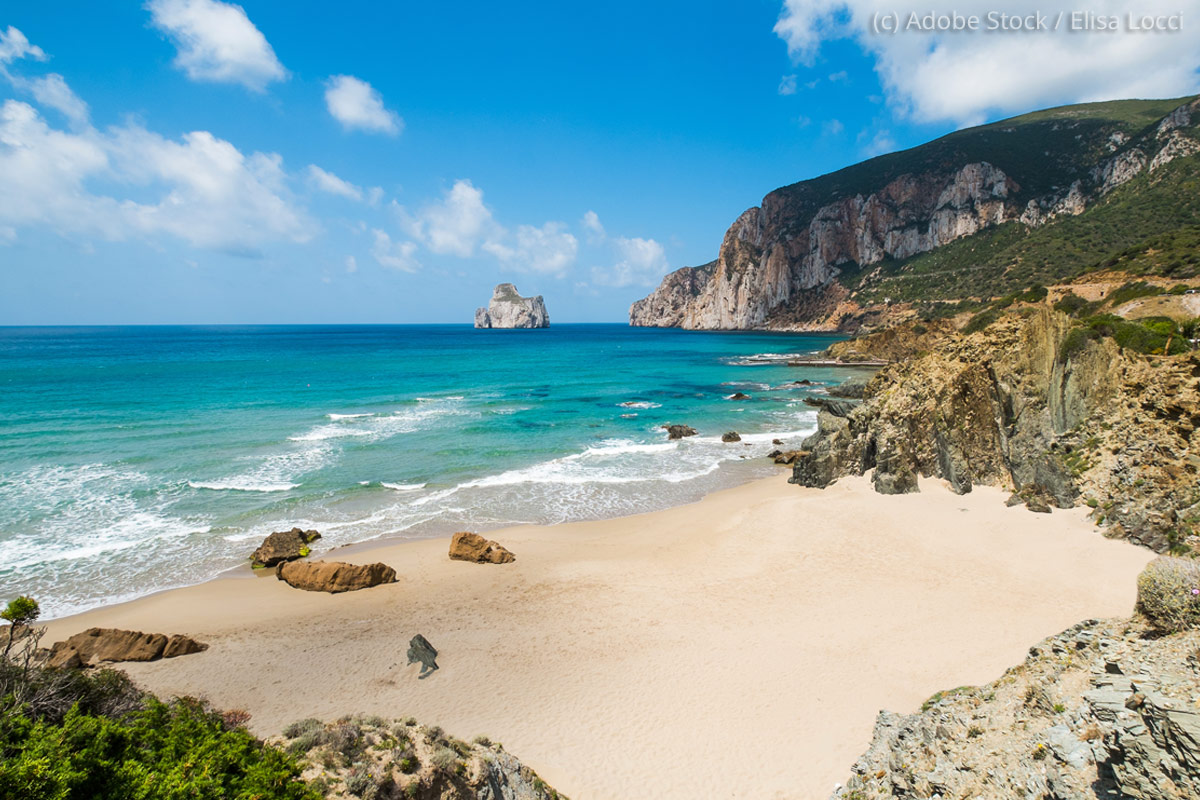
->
[45,473,1153,800]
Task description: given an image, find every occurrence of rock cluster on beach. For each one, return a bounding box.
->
[251,527,321,568]
[276,560,397,593]
[662,424,697,440]
[48,627,207,667]
[833,616,1200,800]
[474,283,550,329]
[792,308,1200,551]
[448,531,515,564]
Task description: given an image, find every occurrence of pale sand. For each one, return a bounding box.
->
[45,474,1153,800]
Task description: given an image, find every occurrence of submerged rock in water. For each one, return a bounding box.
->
[727,392,751,400]
[251,527,321,568]
[474,283,549,329]
[663,424,697,440]
[407,634,439,678]
[276,560,397,593]
[448,531,515,564]
[722,431,742,442]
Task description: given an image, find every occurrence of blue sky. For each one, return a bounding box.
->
[1,0,1198,324]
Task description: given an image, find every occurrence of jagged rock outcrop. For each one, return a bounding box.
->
[251,527,321,568]
[274,716,566,800]
[48,627,207,665]
[276,560,397,593]
[474,284,549,329]
[832,618,1200,800]
[792,309,1200,551]
[448,532,515,564]
[631,98,1200,332]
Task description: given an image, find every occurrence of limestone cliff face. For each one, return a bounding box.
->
[631,98,1200,331]
[474,283,549,329]
[791,309,1200,552]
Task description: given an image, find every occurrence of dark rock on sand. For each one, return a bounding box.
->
[48,627,207,665]
[448,531,515,564]
[251,527,321,568]
[407,634,439,678]
[663,424,697,440]
[722,431,742,443]
[276,560,397,593]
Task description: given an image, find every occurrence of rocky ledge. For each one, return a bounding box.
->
[833,616,1200,800]
[474,283,549,329]
[791,308,1200,552]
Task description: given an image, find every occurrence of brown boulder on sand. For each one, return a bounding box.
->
[48,627,207,666]
[449,531,516,564]
[275,560,397,593]
[251,527,321,568]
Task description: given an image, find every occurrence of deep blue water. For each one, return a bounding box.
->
[0,324,860,617]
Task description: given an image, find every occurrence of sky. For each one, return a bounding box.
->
[1,0,1198,324]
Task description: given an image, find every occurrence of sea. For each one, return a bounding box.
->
[0,324,863,618]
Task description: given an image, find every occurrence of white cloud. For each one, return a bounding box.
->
[0,99,310,253]
[581,209,606,241]
[307,164,363,201]
[324,75,402,135]
[371,229,419,272]
[344,255,357,273]
[408,179,499,256]
[0,26,45,64]
[828,70,848,83]
[823,118,844,136]
[859,128,897,157]
[774,0,1200,126]
[484,222,578,277]
[592,236,669,287]
[778,74,798,95]
[146,0,286,91]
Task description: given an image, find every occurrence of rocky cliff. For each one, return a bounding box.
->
[833,617,1200,800]
[791,309,1200,552]
[631,96,1200,331]
[474,284,549,329]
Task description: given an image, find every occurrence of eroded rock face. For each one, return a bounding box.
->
[790,310,1200,551]
[474,283,549,329]
[275,560,397,593]
[251,527,321,568]
[631,99,1200,332]
[832,619,1200,800]
[48,627,207,665]
[448,532,515,564]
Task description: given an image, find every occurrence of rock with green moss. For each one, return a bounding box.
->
[252,528,322,568]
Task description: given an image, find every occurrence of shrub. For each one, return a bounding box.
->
[429,745,458,772]
[962,308,1001,335]
[1053,291,1092,317]
[1136,556,1200,633]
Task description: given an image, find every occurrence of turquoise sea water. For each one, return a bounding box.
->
[0,324,859,618]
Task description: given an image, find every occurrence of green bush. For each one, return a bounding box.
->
[0,698,319,799]
[1053,292,1093,317]
[1136,556,1200,633]
[962,308,1001,335]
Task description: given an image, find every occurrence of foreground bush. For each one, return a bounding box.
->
[1136,556,1200,633]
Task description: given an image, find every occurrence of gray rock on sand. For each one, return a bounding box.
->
[275,560,397,593]
[722,431,742,443]
[251,527,321,568]
[663,424,697,440]
[407,634,439,678]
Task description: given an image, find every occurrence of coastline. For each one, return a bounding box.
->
[43,472,1153,799]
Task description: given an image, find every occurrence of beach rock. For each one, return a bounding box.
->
[448,531,515,564]
[663,424,697,440]
[276,560,397,593]
[722,431,741,443]
[407,634,439,678]
[163,634,209,659]
[773,450,805,465]
[47,646,83,669]
[48,627,197,664]
[802,396,857,417]
[728,392,751,400]
[250,527,321,568]
[826,374,872,399]
[474,283,549,329]
[772,438,784,445]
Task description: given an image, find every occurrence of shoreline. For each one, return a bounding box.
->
[43,473,1153,799]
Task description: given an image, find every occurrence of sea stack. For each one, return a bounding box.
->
[474,283,550,329]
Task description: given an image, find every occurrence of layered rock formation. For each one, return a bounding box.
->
[48,627,207,666]
[792,309,1200,551]
[631,97,1200,331]
[474,283,549,329]
[448,531,516,564]
[833,617,1200,800]
[275,560,397,593]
